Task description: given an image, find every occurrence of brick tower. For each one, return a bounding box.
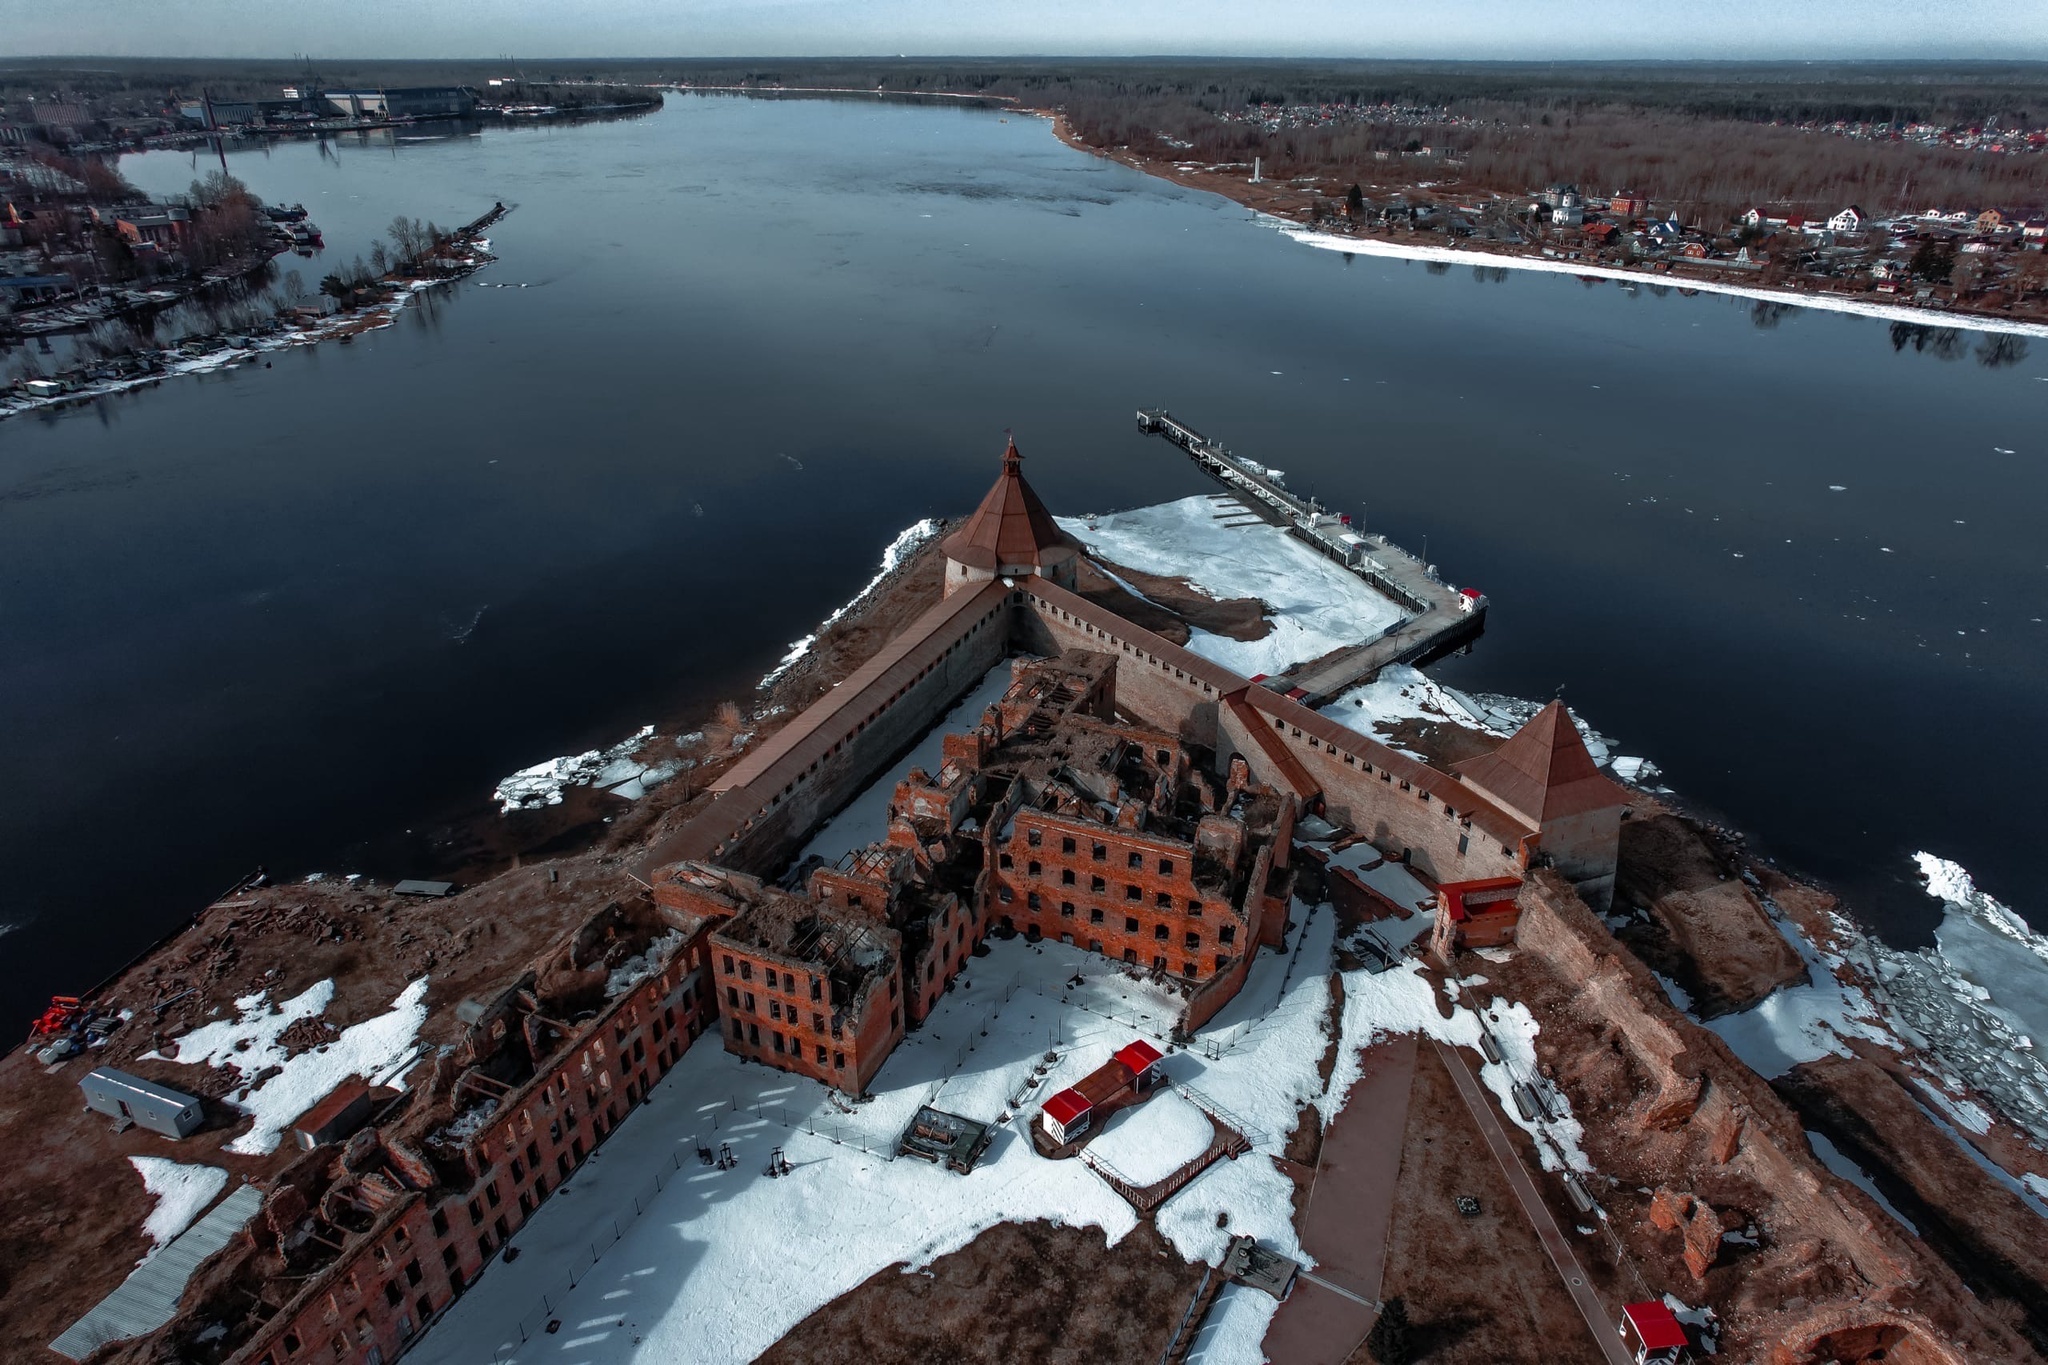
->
[940,436,1082,596]
[1452,700,1629,911]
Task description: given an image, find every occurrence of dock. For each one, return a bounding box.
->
[1134,410,1486,704]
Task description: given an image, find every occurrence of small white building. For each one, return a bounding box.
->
[1827,206,1865,233]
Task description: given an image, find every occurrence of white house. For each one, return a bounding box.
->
[1826,206,1865,232]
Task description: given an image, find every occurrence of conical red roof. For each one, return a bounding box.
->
[1451,700,1626,826]
[941,438,1074,572]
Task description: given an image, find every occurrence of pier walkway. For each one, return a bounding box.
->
[1133,411,1485,705]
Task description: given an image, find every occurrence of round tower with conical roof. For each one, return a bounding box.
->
[940,437,1082,596]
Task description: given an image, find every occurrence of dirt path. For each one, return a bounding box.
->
[1262,1035,1417,1364]
[1431,1040,1633,1365]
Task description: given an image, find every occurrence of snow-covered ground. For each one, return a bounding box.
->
[1273,218,2048,341]
[410,902,1587,1365]
[793,662,1018,868]
[129,1157,229,1255]
[1317,664,1658,784]
[146,978,429,1155]
[1056,496,1405,678]
[1087,1090,1216,1186]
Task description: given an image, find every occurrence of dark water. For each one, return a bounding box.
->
[3,94,2043,1025]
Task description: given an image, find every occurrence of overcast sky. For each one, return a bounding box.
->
[6,0,2043,61]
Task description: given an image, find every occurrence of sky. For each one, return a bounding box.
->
[4,0,2045,61]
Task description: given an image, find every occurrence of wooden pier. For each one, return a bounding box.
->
[1133,410,1487,704]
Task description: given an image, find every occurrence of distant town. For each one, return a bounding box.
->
[0,77,657,414]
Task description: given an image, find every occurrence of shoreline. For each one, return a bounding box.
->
[1274,221,2048,340]
[0,203,509,423]
[1034,108,2048,341]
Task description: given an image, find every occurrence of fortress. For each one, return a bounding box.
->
[639,437,1629,1091]
[54,437,2018,1365]
[78,439,1637,1365]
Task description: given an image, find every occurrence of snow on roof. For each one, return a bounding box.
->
[1056,496,1404,678]
[1085,1090,1213,1186]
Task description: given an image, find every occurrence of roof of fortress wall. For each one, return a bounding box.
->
[1022,579,1536,849]
[1450,700,1629,827]
[628,579,1013,883]
[940,438,1081,571]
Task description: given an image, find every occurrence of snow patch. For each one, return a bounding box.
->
[607,931,685,998]
[1057,496,1404,677]
[129,1156,229,1255]
[1087,1090,1216,1186]
[1805,1130,1920,1235]
[151,978,430,1155]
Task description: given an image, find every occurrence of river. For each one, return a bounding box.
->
[1,93,2042,1025]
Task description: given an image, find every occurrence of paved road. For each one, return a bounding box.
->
[1260,1035,1417,1365]
[1432,1039,1635,1365]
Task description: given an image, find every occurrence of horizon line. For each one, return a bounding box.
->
[8,52,2048,67]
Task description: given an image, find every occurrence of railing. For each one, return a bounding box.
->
[1174,1084,1263,1149]
[1157,1266,1216,1365]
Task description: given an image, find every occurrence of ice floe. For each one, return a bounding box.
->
[494,725,689,813]
[1699,852,2048,1155]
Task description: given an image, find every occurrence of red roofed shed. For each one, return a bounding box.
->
[292,1079,375,1150]
[1620,1301,1688,1363]
[1041,1087,1091,1144]
[1112,1039,1164,1080]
